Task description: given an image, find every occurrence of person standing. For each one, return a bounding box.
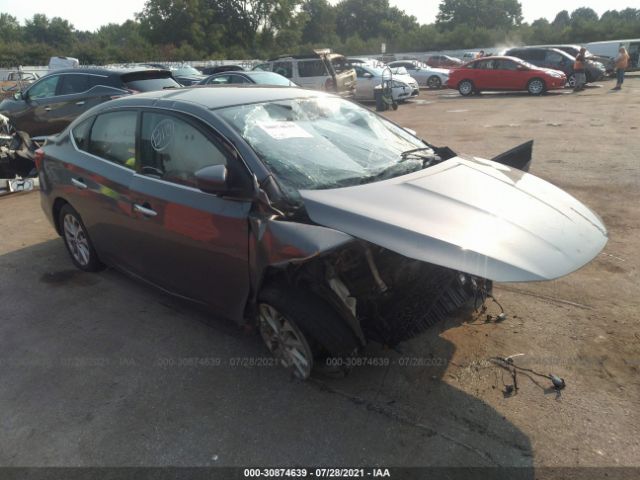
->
[573,47,587,92]
[613,47,630,90]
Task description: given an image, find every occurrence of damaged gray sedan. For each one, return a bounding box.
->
[37,86,607,379]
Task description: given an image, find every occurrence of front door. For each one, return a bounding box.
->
[127,111,252,320]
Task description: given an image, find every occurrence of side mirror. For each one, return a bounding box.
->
[13,91,23,101]
[195,164,228,195]
[363,72,373,79]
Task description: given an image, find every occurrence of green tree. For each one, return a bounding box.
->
[436,0,522,30]
[301,0,337,44]
[552,10,570,28]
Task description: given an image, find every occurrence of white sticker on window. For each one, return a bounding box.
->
[151,119,175,151]
[258,121,312,140]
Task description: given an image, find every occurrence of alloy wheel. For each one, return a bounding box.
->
[258,303,313,379]
[63,214,91,267]
[459,81,473,95]
[427,76,441,89]
[529,79,544,95]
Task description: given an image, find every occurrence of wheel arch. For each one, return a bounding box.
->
[52,197,70,236]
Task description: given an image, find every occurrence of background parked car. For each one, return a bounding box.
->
[144,64,206,85]
[1,71,39,99]
[198,71,297,87]
[447,56,566,96]
[253,49,356,97]
[535,45,613,74]
[504,47,606,86]
[586,38,640,71]
[352,65,418,102]
[425,55,463,68]
[197,65,245,75]
[387,60,450,88]
[0,67,180,137]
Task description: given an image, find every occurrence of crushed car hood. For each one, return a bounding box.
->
[300,156,607,282]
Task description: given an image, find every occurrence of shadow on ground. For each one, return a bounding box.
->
[0,237,533,475]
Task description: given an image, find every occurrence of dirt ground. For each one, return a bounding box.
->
[0,75,638,473]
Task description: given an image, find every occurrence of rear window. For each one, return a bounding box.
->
[121,71,181,92]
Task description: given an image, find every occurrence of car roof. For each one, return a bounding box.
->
[104,85,323,110]
[41,67,167,77]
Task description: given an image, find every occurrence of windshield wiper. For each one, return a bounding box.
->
[400,147,442,167]
[400,147,435,159]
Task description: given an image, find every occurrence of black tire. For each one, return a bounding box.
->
[567,73,576,88]
[258,283,359,378]
[427,75,442,89]
[527,78,546,96]
[58,204,104,272]
[458,80,474,96]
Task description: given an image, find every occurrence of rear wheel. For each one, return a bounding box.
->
[458,80,474,96]
[59,204,103,272]
[258,284,359,379]
[527,78,546,95]
[567,74,576,88]
[427,75,442,89]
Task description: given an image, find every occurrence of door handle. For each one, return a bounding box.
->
[44,106,51,112]
[133,203,157,217]
[71,178,87,190]
[76,101,85,106]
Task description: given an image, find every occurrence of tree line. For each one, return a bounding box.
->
[0,0,639,67]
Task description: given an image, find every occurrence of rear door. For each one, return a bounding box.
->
[61,110,138,269]
[127,110,252,319]
[471,59,495,89]
[47,73,116,131]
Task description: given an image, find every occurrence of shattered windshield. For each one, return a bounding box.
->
[218,97,431,200]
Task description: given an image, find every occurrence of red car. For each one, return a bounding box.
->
[446,56,567,96]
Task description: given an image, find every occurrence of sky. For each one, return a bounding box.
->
[0,0,638,32]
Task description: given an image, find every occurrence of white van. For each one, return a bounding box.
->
[586,39,640,70]
[48,56,80,72]
[254,50,356,97]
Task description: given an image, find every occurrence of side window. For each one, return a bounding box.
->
[71,117,94,152]
[545,51,563,64]
[209,75,231,85]
[354,66,365,78]
[87,75,108,89]
[528,50,546,61]
[273,61,293,78]
[58,74,90,95]
[494,60,517,70]
[27,75,60,100]
[140,112,227,188]
[229,75,251,84]
[297,60,325,77]
[475,59,494,69]
[88,111,137,169]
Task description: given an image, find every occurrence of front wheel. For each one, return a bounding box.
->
[59,204,103,272]
[257,284,359,379]
[458,80,474,96]
[427,75,442,89]
[527,78,546,95]
[567,74,576,88]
